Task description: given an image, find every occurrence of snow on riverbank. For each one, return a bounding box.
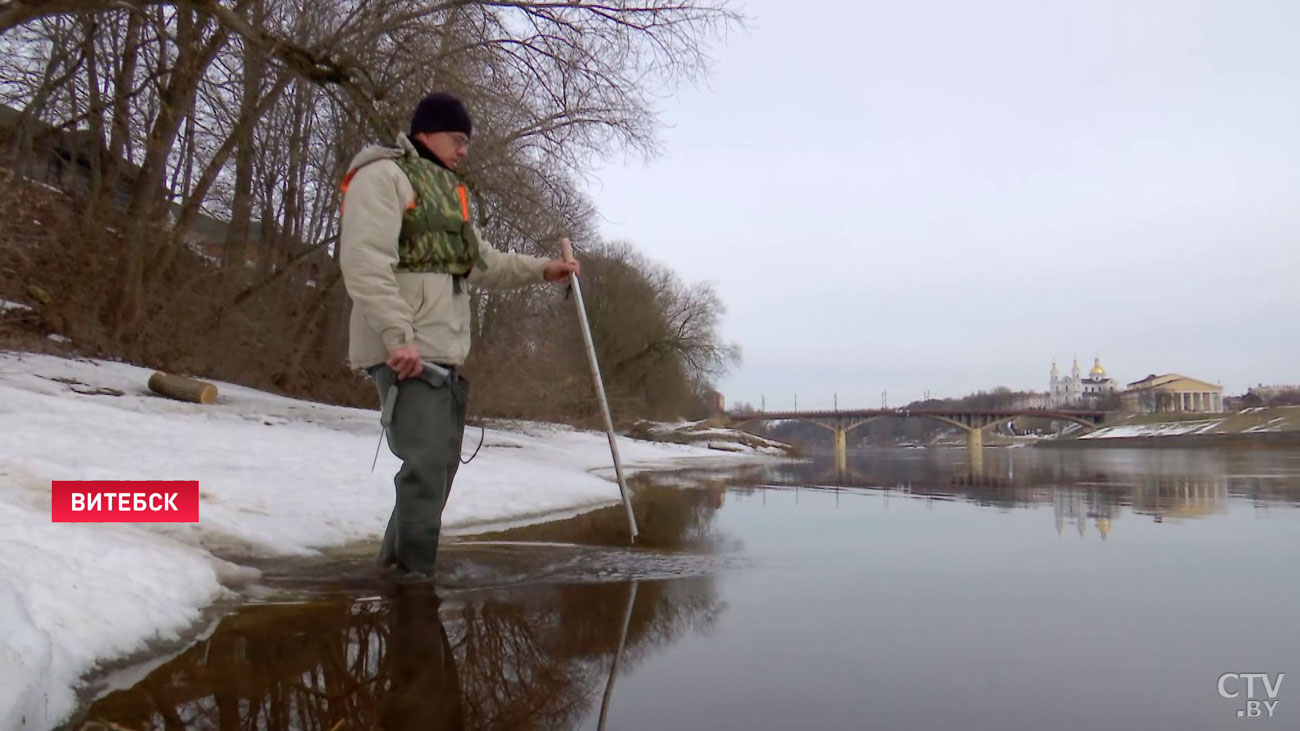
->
[1078,419,1226,439]
[0,351,775,729]
[1077,407,1300,440]
[632,419,792,455]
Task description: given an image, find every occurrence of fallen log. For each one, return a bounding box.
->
[26,284,53,307]
[148,372,217,404]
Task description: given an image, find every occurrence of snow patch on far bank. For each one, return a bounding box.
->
[1080,419,1226,439]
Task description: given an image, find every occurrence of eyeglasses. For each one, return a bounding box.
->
[450,133,470,151]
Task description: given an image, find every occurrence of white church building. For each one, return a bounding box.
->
[1050,357,1119,407]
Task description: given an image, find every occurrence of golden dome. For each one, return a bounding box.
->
[1090,356,1106,377]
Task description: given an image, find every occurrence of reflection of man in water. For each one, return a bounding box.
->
[380,585,464,730]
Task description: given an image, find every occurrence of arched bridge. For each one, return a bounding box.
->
[727,408,1107,469]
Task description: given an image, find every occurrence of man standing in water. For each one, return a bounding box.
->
[339,92,579,576]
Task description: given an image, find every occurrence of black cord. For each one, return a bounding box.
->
[461,423,485,464]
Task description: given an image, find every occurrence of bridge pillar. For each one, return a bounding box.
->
[967,427,985,473]
[834,426,848,473]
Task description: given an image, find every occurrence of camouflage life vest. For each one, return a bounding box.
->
[391,156,487,278]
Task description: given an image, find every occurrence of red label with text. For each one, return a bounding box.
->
[51,481,200,522]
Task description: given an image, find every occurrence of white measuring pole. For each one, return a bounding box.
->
[561,238,639,541]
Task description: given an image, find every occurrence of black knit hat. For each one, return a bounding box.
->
[409,92,472,138]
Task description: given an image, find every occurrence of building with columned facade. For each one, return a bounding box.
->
[1120,374,1224,413]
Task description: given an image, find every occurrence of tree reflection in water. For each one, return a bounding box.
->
[75,484,730,730]
[76,577,720,730]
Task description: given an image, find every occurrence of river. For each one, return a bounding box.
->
[68,445,1300,730]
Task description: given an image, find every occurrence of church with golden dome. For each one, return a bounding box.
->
[1050,356,1119,407]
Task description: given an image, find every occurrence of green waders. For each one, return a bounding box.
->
[370,363,470,576]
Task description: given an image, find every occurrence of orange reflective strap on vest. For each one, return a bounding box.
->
[338,169,358,214]
[340,167,417,214]
[456,185,470,222]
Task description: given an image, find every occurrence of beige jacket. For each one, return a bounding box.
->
[339,135,549,369]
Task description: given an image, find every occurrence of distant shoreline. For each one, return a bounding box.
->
[1039,431,1300,449]
[1030,406,1300,449]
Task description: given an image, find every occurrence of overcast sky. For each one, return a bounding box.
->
[583,0,1299,409]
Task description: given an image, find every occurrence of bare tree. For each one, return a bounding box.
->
[0,0,744,418]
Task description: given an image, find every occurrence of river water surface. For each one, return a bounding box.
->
[71,446,1300,730]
